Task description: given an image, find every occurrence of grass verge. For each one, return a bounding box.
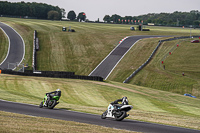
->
[0,111,137,133]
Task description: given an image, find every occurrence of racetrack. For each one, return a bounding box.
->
[0,100,199,133]
[89,35,166,79]
[0,22,25,70]
[0,23,199,132]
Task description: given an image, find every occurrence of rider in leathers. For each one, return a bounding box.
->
[44,89,61,106]
[111,97,129,110]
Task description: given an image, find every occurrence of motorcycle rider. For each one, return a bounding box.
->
[44,89,61,106]
[111,96,129,105]
[111,96,129,111]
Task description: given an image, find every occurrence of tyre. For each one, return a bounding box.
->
[115,111,126,121]
[101,110,107,119]
[48,100,57,109]
[39,101,43,108]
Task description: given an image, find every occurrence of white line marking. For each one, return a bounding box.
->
[105,39,141,80]
[88,36,129,76]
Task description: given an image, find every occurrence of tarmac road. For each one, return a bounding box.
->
[0,22,25,70]
[0,100,199,133]
[89,35,166,79]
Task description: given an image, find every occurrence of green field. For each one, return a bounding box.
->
[0,17,200,131]
[108,38,200,97]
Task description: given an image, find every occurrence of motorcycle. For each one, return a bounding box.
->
[101,103,133,121]
[39,94,60,109]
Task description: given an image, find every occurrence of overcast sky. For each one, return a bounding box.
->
[5,0,200,21]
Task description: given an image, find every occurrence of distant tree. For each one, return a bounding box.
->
[103,15,110,23]
[111,14,121,23]
[67,10,76,20]
[47,10,60,20]
[61,8,66,18]
[124,16,132,24]
[77,12,86,22]
[0,1,62,19]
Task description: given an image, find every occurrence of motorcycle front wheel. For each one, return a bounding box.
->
[39,101,43,108]
[115,111,126,121]
[101,110,107,119]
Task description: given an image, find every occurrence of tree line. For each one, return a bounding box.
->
[103,10,200,27]
[1,1,199,27]
[67,10,86,22]
[0,1,65,20]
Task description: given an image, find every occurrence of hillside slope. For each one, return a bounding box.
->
[1,17,199,97]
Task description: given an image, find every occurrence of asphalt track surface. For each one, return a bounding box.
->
[0,100,199,133]
[89,35,165,79]
[0,22,25,70]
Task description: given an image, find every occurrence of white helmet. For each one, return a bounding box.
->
[56,88,60,91]
[122,97,128,105]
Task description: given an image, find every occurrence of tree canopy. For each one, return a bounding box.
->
[77,12,86,22]
[103,10,200,27]
[67,10,76,20]
[0,1,62,19]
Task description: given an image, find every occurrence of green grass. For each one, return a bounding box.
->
[119,39,200,97]
[0,111,137,133]
[0,17,200,131]
[1,17,199,74]
[0,28,8,64]
[0,74,200,130]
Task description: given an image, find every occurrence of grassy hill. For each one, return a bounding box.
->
[108,38,200,97]
[1,17,199,75]
[0,17,200,131]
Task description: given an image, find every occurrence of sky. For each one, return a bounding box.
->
[4,0,200,21]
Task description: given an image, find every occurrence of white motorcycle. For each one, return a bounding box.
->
[101,103,133,121]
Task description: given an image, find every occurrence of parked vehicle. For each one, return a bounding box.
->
[184,93,196,98]
[191,40,199,43]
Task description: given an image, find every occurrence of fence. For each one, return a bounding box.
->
[123,36,200,83]
[1,69,103,81]
[1,30,103,82]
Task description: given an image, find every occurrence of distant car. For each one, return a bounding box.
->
[191,40,199,43]
[184,93,196,98]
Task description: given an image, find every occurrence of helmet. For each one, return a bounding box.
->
[56,88,60,91]
[122,97,128,105]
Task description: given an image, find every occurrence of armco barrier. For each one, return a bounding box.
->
[32,30,37,71]
[123,36,200,83]
[1,69,103,82]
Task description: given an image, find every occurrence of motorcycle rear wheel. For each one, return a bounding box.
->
[115,111,126,121]
[48,100,57,109]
